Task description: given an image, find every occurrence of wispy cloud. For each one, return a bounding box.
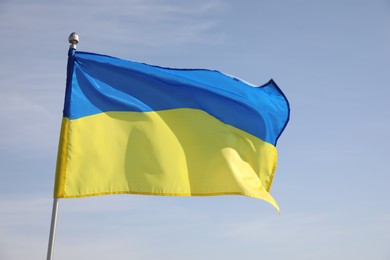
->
[0,0,226,49]
[86,0,227,47]
[218,211,390,259]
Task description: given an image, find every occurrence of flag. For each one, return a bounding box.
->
[54,49,290,211]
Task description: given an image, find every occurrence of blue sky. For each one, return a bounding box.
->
[1,0,389,259]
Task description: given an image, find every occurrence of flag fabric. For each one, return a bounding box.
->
[54,49,290,211]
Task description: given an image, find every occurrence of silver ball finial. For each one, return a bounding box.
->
[68,32,79,49]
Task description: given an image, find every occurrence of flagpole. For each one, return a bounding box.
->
[46,198,59,260]
[46,32,79,260]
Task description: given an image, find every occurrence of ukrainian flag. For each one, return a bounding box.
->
[54,49,290,211]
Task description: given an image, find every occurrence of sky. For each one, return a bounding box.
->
[0,0,389,259]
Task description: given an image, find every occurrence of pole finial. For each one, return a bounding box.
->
[68,32,79,49]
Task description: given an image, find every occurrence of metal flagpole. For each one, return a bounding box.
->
[46,32,79,260]
[46,198,59,260]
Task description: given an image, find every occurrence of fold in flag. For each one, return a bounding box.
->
[54,49,290,211]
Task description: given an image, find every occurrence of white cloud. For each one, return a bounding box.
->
[0,92,60,156]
